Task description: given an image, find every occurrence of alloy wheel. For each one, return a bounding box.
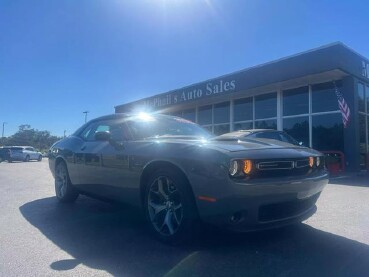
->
[148,176,183,236]
[55,164,68,198]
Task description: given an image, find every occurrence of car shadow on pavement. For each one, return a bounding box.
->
[20,196,369,277]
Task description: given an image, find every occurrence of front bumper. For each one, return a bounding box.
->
[194,172,328,231]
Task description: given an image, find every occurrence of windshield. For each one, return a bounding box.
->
[127,115,212,140]
[247,131,300,146]
[280,132,300,145]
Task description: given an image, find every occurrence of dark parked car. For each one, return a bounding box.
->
[48,113,328,243]
[0,147,11,162]
[216,129,303,146]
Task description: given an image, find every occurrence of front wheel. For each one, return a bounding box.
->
[55,162,79,203]
[38,155,42,161]
[144,169,199,244]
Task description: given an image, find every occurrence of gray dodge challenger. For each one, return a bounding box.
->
[48,113,328,243]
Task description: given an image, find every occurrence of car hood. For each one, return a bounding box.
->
[207,138,305,152]
[145,136,308,152]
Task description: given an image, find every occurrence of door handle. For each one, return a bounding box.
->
[81,145,86,151]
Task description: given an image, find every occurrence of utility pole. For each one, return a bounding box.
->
[83,111,89,123]
[63,130,66,138]
[2,122,7,137]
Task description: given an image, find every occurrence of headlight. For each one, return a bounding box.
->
[243,160,253,174]
[309,157,314,168]
[229,159,253,177]
[229,160,239,176]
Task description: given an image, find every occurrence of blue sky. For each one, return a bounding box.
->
[1,0,369,137]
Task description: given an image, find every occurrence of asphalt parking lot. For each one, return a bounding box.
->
[0,160,369,277]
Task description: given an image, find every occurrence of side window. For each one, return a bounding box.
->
[80,120,129,142]
[86,123,110,141]
[80,123,97,141]
[110,123,129,141]
[95,125,110,133]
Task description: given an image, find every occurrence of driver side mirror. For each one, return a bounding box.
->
[94,131,111,141]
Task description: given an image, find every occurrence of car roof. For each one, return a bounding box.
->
[73,113,180,136]
[87,113,175,123]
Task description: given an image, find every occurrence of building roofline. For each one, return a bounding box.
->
[115,41,368,110]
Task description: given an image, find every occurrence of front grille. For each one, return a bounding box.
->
[295,159,309,168]
[251,158,313,178]
[257,161,294,170]
[258,193,320,222]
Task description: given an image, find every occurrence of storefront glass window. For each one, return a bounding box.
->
[367,115,369,153]
[359,114,367,169]
[312,113,343,152]
[213,124,230,136]
[312,82,341,113]
[255,93,277,119]
[234,98,253,122]
[234,121,253,131]
[359,114,366,153]
[283,116,309,146]
[214,102,230,124]
[358,83,365,112]
[182,109,196,122]
[255,119,277,129]
[283,86,309,116]
[198,105,212,125]
[366,85,369,114]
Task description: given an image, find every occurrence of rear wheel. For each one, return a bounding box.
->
[24,155,30,162]
[144,169,199,244]
[55,162,79,203]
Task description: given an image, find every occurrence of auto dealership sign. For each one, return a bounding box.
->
[142,79,237,109]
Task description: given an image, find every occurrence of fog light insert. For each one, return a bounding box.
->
[229,160,239,176]
[230,211,243,224]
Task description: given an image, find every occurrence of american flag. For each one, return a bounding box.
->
[334,82,350,128]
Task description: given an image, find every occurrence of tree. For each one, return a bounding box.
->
[0,125,62,152]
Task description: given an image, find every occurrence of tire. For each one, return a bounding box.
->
[54,161,79,203]
[38,155,42,162]
[24,155,30,162]
[144,168,199,245]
